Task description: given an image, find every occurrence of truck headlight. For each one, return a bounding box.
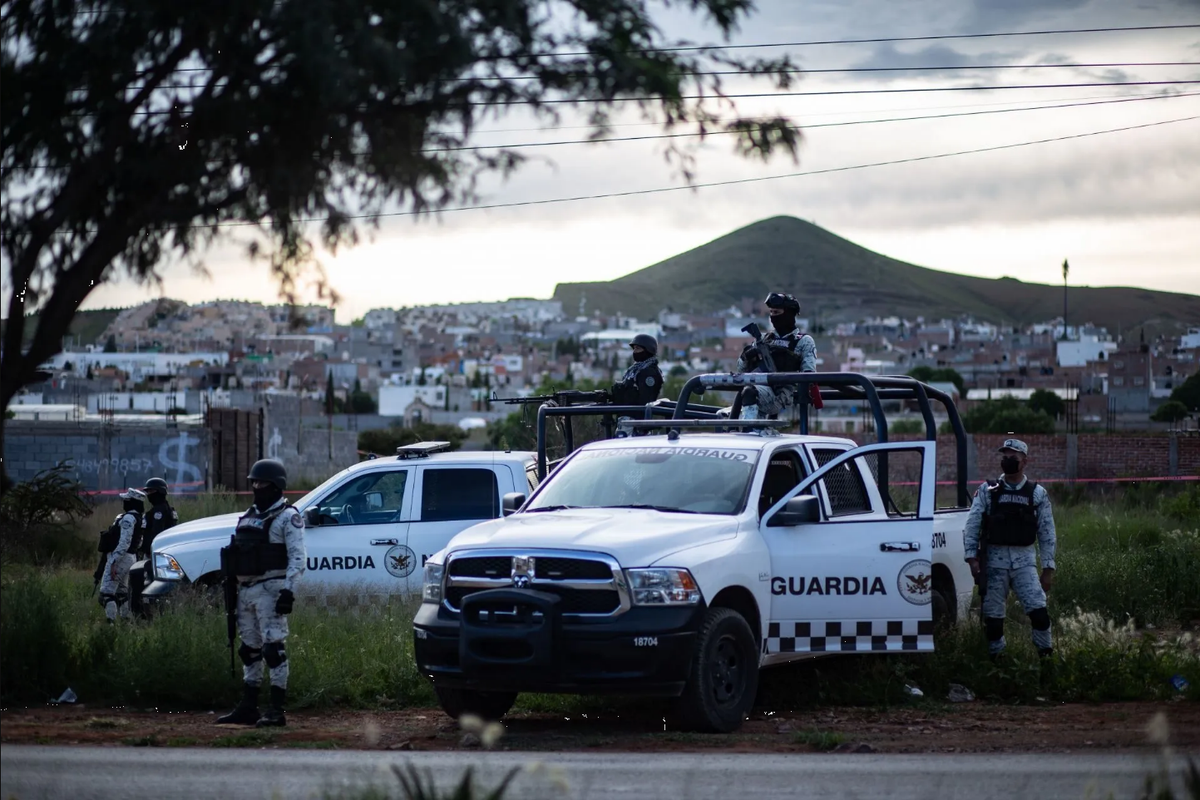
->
[422,562,445,604]
[626,568,702,606]
[154,552,185,581]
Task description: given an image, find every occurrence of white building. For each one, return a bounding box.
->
[1056,335,1118,368]
[378,384,447,416]
[40,351,229,381]
[1181,328,1200,350]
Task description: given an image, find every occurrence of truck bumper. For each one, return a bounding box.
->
[141,578,180,602]
[413,590,704,696]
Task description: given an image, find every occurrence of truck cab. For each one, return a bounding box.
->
[412,372,974,731]
[143,443,538,602]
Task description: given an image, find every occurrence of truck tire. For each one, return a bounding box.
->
[434,686,517,722]
[671,607,759,733]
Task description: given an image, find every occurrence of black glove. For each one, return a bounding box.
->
[741,344,761,366]
[275,588,295,615]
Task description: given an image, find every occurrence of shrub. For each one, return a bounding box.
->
[0,465,94,565]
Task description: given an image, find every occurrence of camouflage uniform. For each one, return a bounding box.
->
[99,510,140,621]
[735,330,817,417]
[235,499,306,690]
[963,476,1057,655]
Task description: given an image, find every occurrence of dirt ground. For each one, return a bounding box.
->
[2,701,1198,754]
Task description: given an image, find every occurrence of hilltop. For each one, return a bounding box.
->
[552,217,1200,331]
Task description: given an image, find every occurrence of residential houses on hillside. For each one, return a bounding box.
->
[13,296,1199,432]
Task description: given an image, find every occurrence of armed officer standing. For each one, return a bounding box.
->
[217,459,306,727]
[138,477,179,559]
[734,292,817,419]
[98,488,146,623]
[963,439,1057,659]
[609,334,663,405]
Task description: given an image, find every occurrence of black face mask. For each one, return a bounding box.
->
[147,491,166,506]
[1001,456,1021,474]
[124,499,144,514]
[253,485,283,510]
[632,350,651,363]
[770,313,796,335]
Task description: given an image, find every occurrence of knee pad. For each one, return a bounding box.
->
[1028,607,1051,631]
[740,386,759,405]
[263,642,287,669]
[985,616,1005,642]
[238,643,263,666]
[98,593,114,608]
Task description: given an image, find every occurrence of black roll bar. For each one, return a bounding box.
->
[674,371,970,508]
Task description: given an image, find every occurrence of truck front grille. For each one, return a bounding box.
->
[442,551,628,619]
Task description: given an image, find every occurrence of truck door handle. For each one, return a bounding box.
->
[370,538,399,546]
[880,542,920,552]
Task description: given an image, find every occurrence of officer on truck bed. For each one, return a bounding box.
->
[963,438,1057,660]
[609,333,663,405]
[734,292,817,419]
[216,459,306,727]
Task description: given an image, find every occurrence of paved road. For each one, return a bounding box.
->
[0,745,1192,800]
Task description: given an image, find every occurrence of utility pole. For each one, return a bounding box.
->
[1061,258,1070,341]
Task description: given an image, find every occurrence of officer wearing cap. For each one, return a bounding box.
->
[610,333,663,405]
[963,438,1057,659]
[734,292,817,419]
[216,459,306,727]
[138,477,179,560]
[98,488,146,623]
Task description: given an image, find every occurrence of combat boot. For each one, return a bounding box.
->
[216,683,260,726]
[256,686,287,727]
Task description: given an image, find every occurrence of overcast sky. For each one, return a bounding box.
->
[28,0,1200,322]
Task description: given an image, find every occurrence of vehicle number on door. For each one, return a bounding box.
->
[932,532,947,549]
[633,637,659,647]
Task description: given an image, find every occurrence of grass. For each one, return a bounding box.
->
[2,490,1199,712]
[212,731,278,748]
[793,730,845,751]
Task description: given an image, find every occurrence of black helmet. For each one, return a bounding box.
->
[628,333,658,357]
[764,292,801,313]
[248,458,288,490]
[144,477,169,495]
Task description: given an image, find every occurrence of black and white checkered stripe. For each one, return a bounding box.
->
[764,619,934,654]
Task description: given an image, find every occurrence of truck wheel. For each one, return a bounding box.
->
[671,607,758,733]
[434,686,517,722]
[932,577,957,632]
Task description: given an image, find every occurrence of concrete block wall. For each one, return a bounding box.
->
[5,421,211,493]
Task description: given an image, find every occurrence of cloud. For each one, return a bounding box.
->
[847,43,1025,81]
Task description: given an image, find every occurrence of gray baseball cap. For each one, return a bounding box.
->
[997,438,1029,455]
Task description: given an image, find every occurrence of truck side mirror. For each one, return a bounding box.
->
[502,492,526,516]
[767,494,821,527]
[303,507,322,528]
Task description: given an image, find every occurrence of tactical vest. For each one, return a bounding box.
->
[99,512,142,554]
[228,505,291,576]
[985,480,1039,547]
[142,501,177,554]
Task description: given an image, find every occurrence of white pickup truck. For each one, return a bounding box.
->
[412,373,975,732]
[142,443,539,602]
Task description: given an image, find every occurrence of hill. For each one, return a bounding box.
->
[0,308,123,349]
[552,217,1200,332]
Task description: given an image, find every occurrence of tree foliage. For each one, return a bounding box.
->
[358,422,466,457]
[0,0,803,487]
[1169,372,1200,411]
[1151,400,1189,424]
[960,396,1056,435]
[1027,388,1066,420]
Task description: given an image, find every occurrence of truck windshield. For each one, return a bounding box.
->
[526,446,759,515]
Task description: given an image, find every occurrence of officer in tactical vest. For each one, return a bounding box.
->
[217,459,306,727]
[138,476,179,559]
[98,488,146,623]
[963,438,1057,659]
[734,292,817,419]
[610,334,663,405]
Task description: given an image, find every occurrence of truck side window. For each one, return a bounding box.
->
[758,451,805,518]
[422,468,500,522]
[526,463,541,493]
[812,448,871,517]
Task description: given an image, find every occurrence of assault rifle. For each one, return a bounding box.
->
[219,538,238,677]
[741,322,777,374]
[492,389,611,407]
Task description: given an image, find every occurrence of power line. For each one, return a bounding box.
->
[12,90,1196,171]
[200,114,1200,228]
[120,60,1200,89]
[58,78,1200,118]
